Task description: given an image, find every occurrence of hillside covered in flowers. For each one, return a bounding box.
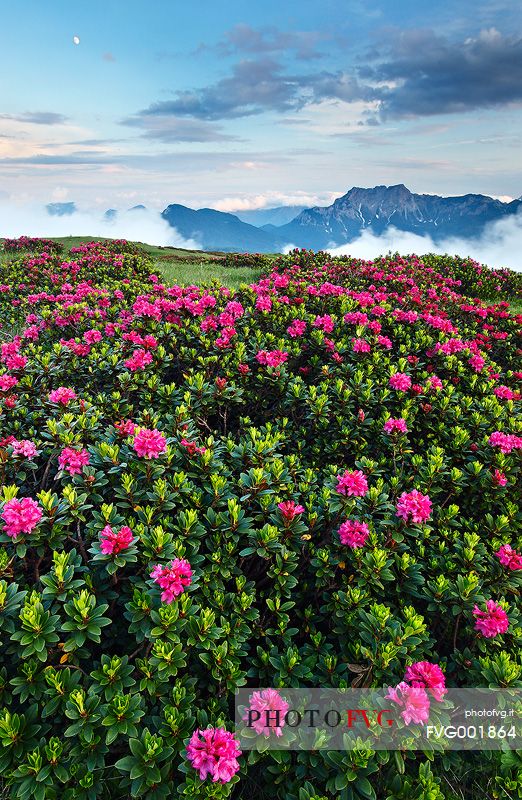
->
[0,237,521,799]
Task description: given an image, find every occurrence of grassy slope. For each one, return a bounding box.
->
[0,236,269,290]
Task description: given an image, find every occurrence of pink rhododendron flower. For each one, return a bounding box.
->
[389,373,412,391]
[124,348,153,372]
[494,385,517,400]
[11,439,38,458]
[83,329,102,344]
[151,559,192,603]
[313,314,334,333]
[256,349,288,367]
[338,519,370,548]
[468,354,485,372]
[488,432,522,454]
[48,386,77,405]
[396,490,432,524]
[115,419,136,436]
[255,295,272,312]
[352,338,371,353]
[495,545,522,571]
[181,438,206,456]
[277,501,305,521]
[473,600,509,638]
[58,447,90,476]
[4,354,27,370]
[0,375,19,392]
[99,525,134,555]
[386,682,430,724]
[243,689,289,737]
[186,727,241,784]
[133,428,167,459]
[404,662,447,701]
[336,470,369,497]
[492,469,507,487]
[377,335,393,349]
[1,497,43,538]
[383,418,408,434]
[426,375,443,391]
[287,319,307,338]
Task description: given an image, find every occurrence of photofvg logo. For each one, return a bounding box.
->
[235,688,522,751]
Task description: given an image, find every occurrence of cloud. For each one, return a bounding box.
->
[217,24,325,60]
[0,204,200,249]
[121,114,240,142]
[129,58,373,121]
[327,211,522,272]
[365,27,522,119]
[214,190,341,212]
[0,111,68,125]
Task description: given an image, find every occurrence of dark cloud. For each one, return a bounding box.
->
[121,115,241,142]
[367,28,522,118]
[129,58,373,122]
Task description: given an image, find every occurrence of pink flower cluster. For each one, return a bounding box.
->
[387,660,446,725]
[338,519,370,548]
[186,727,241,783]
[313,314,334,333]
[473,600,509,638]
[48,386,77,405]
[495,544,522,571]
[181,438,206,456]
[1,497,43,538]
[386,683,430,725]
[389,372,412,391]
[99,525,134,555]
[243,689,289,737]
[352,338,371,353]
[488,431,522,454]
[256,349,288,367]
[494,385,518,401]
[124,348,153,372]
[396,490,432,524]
[115,419,136,436]
[10,439,38,458]
[150,558,192,603]
[287,319,307,338]
[383,418,408,434]
[277,500,305,521]
[335,470,369,497]
[404,661,447,701]
[133,428,167,459]
[492,469,507,487]
[58,447,90,475]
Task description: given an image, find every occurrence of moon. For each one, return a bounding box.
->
[73,36,80,45]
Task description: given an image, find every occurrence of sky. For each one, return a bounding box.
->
[1,0,521,215]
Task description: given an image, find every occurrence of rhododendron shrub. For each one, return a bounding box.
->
[0,242,520,798]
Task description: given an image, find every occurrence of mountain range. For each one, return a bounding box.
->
[54,184,521,253]
[161,185,522,252]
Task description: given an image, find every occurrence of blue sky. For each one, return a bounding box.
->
[1,0,521,213]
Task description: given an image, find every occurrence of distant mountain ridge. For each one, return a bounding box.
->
[234,205,307,227]
[160,185,521,252]
[274,184,522,250]
[161,204,278,253]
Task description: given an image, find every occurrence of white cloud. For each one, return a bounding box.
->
[215,190,341,212]
[0,205,200,249]
[328,212,522,272]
